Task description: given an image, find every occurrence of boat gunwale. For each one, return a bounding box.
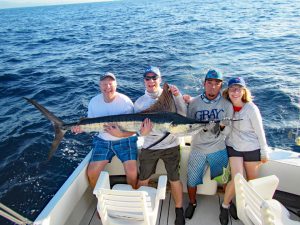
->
[33,151,92,224]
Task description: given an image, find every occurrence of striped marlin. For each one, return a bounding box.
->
[24,84,219,159]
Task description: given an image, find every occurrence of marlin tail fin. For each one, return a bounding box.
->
[24,97,66,160]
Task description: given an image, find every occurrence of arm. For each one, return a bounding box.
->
[104,123,136,138]
[104,98,136,138]
[219,102,234,136]
[183,94,193,104]
[169,85,187,116]
[249,105,269,163]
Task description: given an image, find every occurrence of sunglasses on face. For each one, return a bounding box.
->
[144,75,159,81]
[229,86,244,92]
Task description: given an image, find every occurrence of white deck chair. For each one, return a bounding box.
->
[234,173,300,225]
[93,171,167,225]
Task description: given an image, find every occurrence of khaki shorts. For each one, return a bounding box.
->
[139,145,180,181]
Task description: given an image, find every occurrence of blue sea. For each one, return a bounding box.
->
[0,0,299,223]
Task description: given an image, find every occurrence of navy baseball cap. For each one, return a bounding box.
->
[143,66,161,77]
[228,77,246,87]
[100,72,116,81]
[205,69,223,81]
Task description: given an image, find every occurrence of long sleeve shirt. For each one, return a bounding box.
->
[226,102,268,157]
[187,95,233,154]
[134,90,187,150]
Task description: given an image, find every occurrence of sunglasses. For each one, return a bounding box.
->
[229,86,244,92]
[144,75,159,81]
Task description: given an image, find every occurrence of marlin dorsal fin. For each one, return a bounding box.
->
[141,83,177,113]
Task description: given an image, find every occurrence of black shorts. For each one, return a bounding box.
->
[139,145,180,181]
[226,146,260,162]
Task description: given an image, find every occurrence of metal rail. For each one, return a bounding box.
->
[0,203,32,225]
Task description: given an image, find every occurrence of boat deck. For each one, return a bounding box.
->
[83,192,244,225]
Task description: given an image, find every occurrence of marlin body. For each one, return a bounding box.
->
[24,98,205,159]
[24,83,207,159]
[66,112,204,135]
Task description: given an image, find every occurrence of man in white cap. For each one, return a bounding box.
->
[72,72,138,188]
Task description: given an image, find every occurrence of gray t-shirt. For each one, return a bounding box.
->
[187,95,233,154]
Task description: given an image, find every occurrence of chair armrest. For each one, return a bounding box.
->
[248,175,279,200]
[156,175,167,200]
[93,171,111,196]
[263,200,300,225]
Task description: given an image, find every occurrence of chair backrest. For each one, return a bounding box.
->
[97,189,152,225]
[93,171,167,225]
[234,173,278,225]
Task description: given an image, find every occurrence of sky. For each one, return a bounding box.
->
[0,0,113,9]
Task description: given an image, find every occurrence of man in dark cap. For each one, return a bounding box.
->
[72,72,138,189]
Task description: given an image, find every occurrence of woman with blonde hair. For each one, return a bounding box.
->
[219,77,269,225]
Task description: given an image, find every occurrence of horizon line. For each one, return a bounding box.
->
[0,0,117,10]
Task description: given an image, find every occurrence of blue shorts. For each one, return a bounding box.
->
[187,149,228,187]
[90,136,138,163]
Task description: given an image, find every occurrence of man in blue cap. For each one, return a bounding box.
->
[184,69,235,220]
[134,66,186,225]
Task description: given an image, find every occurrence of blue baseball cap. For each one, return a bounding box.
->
[205,69,223,81]
[228,77,246,87]
[144,66,161,77]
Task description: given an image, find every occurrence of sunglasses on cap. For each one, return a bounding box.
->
[144,75,159,81]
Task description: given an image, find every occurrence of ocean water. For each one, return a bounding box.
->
[0,0,299,223]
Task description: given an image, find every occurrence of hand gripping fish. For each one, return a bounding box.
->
[24,83,235,159]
